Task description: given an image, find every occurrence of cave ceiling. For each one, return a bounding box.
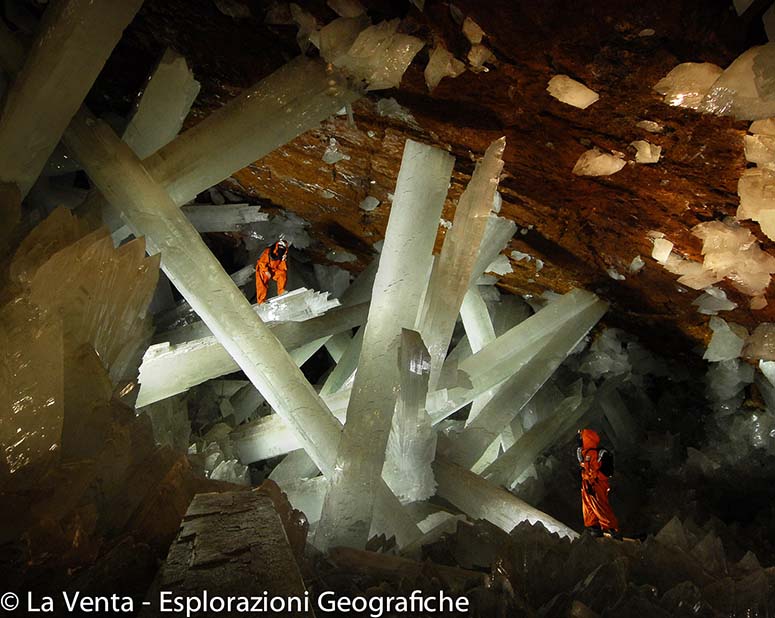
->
[88,0,771,359]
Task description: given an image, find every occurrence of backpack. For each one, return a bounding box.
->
[599,448,615,477]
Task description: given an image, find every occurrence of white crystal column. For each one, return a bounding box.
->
[445,298,607,469]
[434,456,578,539]
[382,329,436,503]
[460,286,495,353]
[315,140,455,551]
[429,290,604,424]
[63,110,420,548]
[137,302,368,406]
[417,138,506,389]
[0,0,143,197]
[122,48,201,160]
[148,57,360,206]
[83,56,359,224]
[481,384,591,487]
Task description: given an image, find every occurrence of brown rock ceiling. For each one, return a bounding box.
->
[90,0,774,359]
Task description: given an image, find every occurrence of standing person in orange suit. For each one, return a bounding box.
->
[255,239,289,304]
[577,428,620,538]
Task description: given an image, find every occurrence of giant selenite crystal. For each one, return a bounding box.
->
[315,140,455,551]
[0,0,143,197]
[62,112,421,548]
[443,293,607,470]
[137,300,365,406]
[382,329,436,503]
[433,457,577,539]
[83,56,360,225]
[122,48,201,159]
[418,137,506,389]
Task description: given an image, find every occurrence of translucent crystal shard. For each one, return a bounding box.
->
[631,140,662,164]
[0,0,143,197]
[546,75,599,109]
[700,44,775,120]
[572,149,625,176]
[122,48,201,160]
[315,140,455,551]
[738,168,775,240]
[418,137,506,388]
[179,203,268,233]
[424,45,465,90]
[382,330,436,503]
[704,317,747,361]
[653,62,723,109]
[323,19,424,91]
[433,457,577,539]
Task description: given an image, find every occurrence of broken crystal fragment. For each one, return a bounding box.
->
[572,149,625,176]
[743,134,775,169]
[651,238,673,263]
[631,140,662,164]
[738,168,775,241]
[636,120,664,133]
[653,62,723,109]
[122,48,201,160]
[424,45,466,90]
[546,75,599,109]
[462,17,485,44]
[750,118,775,136]
[323,137,351,164]
[704,317,747,362]
[467,44,495,72]
[629,255,645,273]
[607,267,625,280]
[359,195,380,211]
[700,44,775,120]
[693,286,737,315]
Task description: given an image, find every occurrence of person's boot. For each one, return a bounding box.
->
[585,526,603,538]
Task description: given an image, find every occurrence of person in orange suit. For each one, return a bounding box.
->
[577,428,620,538]
[255,239,289,304]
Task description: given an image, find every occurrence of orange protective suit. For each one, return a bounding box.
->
[577,428,619,533]
[255,241,288,304]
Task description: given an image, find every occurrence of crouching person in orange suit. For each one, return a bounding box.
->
[577,428,620,538]
[255,239,289,304]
